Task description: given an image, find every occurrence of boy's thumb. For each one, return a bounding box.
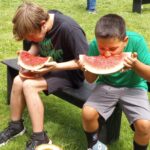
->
[131,52,137,58]
[16,50,23,55]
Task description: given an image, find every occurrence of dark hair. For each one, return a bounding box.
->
[95,14,126,41]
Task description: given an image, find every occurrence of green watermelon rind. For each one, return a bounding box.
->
[18,51,53,71]
[80,52,131,75]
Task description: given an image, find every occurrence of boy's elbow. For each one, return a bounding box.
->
[84,72,98,83]
[85,78,96,83]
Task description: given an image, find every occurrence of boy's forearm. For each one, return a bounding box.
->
[55,59,81,70]
[84,71,98,83]
[133,60,150,82]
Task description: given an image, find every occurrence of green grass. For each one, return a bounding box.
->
[0,0,150,149]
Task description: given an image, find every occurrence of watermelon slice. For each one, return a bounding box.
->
[79,52,131,75]
[18,51,53,71]
[19,69,40,79]
[35,144,62,150]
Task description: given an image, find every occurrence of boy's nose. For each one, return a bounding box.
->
[104,51,111,57]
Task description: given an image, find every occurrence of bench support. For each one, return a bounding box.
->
[133,0,150,13]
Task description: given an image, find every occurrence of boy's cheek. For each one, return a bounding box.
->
[98,49,104,55]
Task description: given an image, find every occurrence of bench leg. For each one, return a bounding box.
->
[142,0,150,4]
[7,66,18,104]
[132,0,142,13]
[106,103,122,143]
[99,103,122,144]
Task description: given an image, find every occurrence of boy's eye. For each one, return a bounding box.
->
[99,48,117,51]
[99,46,119,51]
[109,48,118,51]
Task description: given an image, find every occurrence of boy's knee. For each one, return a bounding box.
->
[13,75,23,87]
[82,105,99,122]
[23,80,34,91]
[134,120,150,136]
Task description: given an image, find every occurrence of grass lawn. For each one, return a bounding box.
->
[0,0,150,149]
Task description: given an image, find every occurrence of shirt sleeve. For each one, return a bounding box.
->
[134,36,150,65]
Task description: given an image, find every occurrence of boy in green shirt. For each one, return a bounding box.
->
[81,14,150,150]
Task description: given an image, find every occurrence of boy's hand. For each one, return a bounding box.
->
[78,59,86,71]
[32,61,57,74]
[122,52,138,72]
[16,50,24,55]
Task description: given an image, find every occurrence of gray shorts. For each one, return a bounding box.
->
[84,84,150,125]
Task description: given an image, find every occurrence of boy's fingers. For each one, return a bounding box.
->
[16,50,23,55]
[131,52,138,58]
[124,60,132,68]
[124,58,132,65]
[44,61,57,66]
[31,67,48,73]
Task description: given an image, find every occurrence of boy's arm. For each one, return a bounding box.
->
[28,43,39,55]
[84,70,98,83]
[32,59,98,83]
[124,53,150,82]
[53,60,100,83]
[32,59,82,74]
[133,60,150,82]
[53,58,98,83]
[52,59,80,70]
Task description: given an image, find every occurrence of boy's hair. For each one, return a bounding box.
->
[12,2,49,41]
[95,14,126,41]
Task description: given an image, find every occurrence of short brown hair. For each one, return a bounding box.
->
[12,2,49,41]
[95,14,126,41]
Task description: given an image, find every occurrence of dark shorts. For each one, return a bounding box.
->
[43,70,74,95]
[84,84,150,125]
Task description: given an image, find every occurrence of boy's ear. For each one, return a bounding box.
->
[123,36,128,47]
[123,36,128,43]
[40,20,46,29]
[40,20,46,25]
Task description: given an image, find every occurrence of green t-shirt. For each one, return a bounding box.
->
[88,31,150,90]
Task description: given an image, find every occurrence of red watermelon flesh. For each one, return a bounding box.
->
[18,51,53,71]
[19,71,39,79]
[79,52,131,75]
[18,68,43,79]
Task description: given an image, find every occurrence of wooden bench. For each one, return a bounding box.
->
[1,58,122,145]
[133,0,150,13]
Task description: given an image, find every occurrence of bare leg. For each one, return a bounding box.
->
[82,105,108,149]
[23,77,47,132]
[10,75,26,121]
[82,105,99,132]
[134,120,150,145]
